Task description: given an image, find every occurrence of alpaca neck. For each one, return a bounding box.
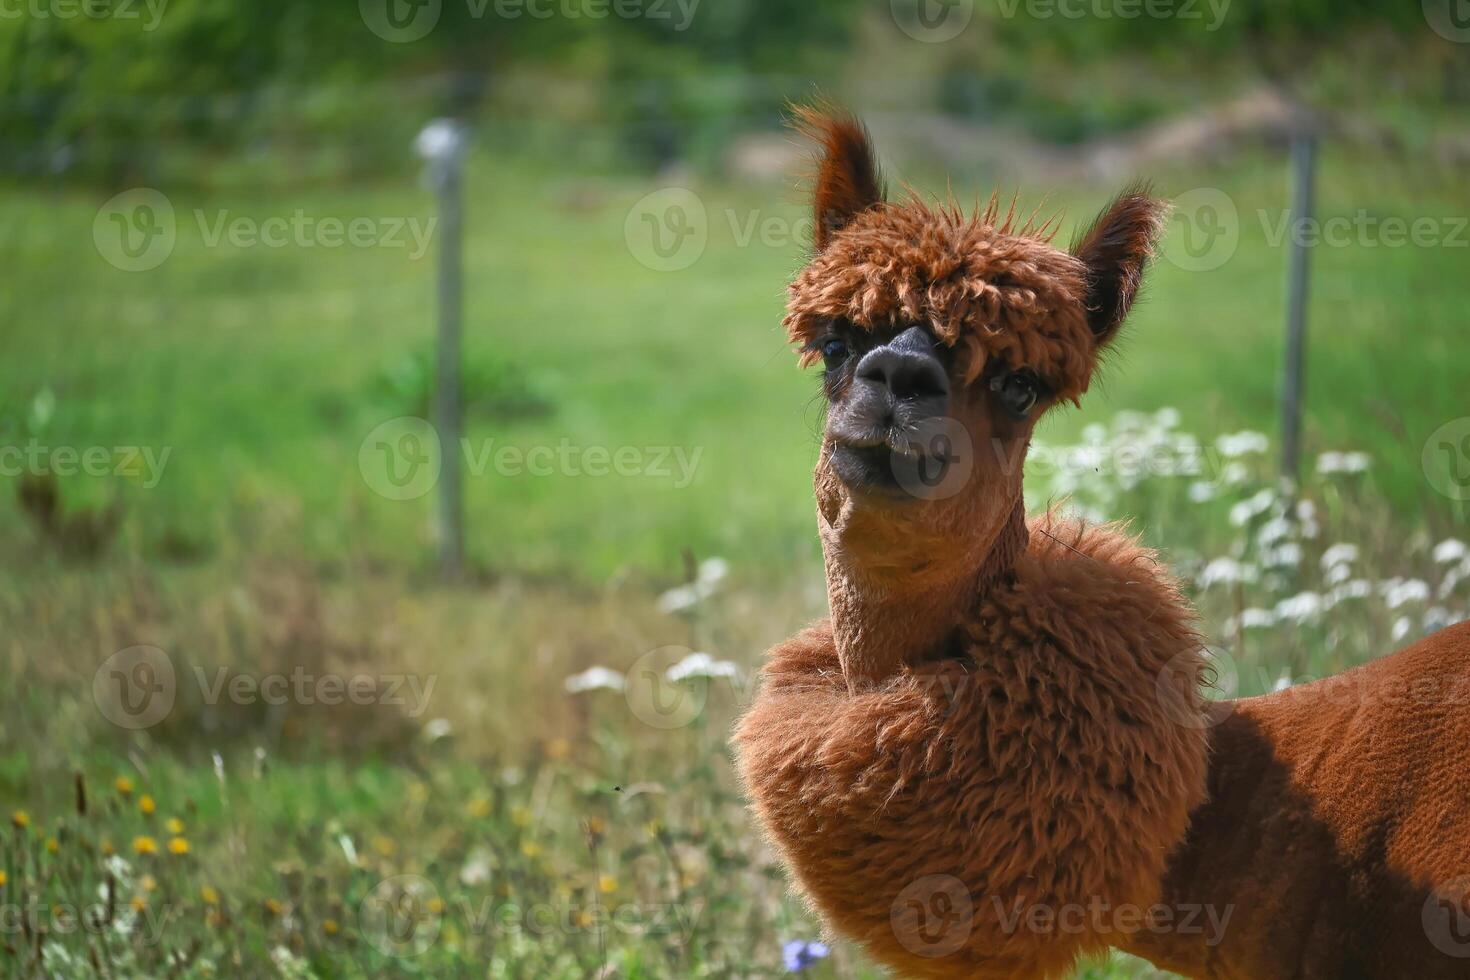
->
[822,496,1029,688]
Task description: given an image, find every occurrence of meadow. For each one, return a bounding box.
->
[1,139,1467,977]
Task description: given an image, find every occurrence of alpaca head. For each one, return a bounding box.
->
[788,107,1169,579]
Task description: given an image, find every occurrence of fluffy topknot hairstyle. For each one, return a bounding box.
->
[784,106,1171,402]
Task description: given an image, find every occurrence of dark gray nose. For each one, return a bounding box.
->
[854,326,949,402]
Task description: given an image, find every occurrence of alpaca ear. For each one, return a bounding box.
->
[1071,185,1170,348]
[794,105,884,250]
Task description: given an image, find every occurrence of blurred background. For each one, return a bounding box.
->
[1,1,1468,975]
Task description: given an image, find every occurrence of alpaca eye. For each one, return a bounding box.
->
[994,370,1041,418]
[820,337,849,367]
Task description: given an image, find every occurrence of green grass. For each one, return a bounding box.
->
[2,146,1466,582]
[1,144,1467,976]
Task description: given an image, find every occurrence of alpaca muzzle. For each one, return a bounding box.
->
[827,327,958,496]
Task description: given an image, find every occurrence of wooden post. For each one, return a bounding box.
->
[1280,127,1316,487]
[419,119,466,579]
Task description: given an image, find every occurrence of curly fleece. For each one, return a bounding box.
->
[734,517,1211,979]
[785,198,1100,399]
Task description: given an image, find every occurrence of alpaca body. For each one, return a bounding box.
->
[734,105,1470,979]
[1126,620,1470,980]
[736,517,1212,979]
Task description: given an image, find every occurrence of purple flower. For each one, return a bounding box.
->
[782,938,830,972]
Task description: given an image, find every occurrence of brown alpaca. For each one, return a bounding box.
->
[733,107,1470,979]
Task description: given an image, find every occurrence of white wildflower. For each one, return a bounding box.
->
[1439,558,1470,599]
[1319,543,1358,570]
[1188,481,1216,503]
[656,556,731,613]
[1328,579,1372,606]
[666,651,742,682]
[1272,673,1294,692]
[1380,578,1431,609]
[1316,451,1371,474]
[1239,608,1277,629]
[1433,539,1468,564]
[1256,516,1293,547]
[1216,431,1269,457]
[1423,607,1458,634]
[1261,543,1303,567]
[1197,558,1259,588]
[1229,488,1277,527]
[656,584,702,613]
[564,667,626,694]
[1391,617,1412,642]
[1324,563,1353,587]
[422,718,453,742]
[460,847,495,886]
[1275,591,1324,623]
[1155,407,1181,429]
[1222,462,1251,485]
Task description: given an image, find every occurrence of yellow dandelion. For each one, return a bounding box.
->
[264,898,283,917]
[545,737,571,760]
[426,896,447,915]
[510,805,532,828]
[44,837,59,854]
[141,874,157,892]
[100,840,115,857]
[574,909,592,928]
[322,918,340,936]
[466,797,491,819]
[166,818,184,835]
[114,777,134,797]
[11,810,30,830]
[132,836,158,856]
[139,795,156,815]
[130,895,148,912]
[0,870,7,887]
[167,837,190,855]
[520,841,541,859]
[598,874,618,894]
[585,816,606,837]
[408,782,429,804]
[200,885,220,906]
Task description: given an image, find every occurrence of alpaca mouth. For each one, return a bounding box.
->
[829,436,952,498]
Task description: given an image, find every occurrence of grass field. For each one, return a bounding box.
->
[1,141,1467,976]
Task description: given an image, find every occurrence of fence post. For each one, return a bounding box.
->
[417,119,466,580]
[1280,124,1316,488]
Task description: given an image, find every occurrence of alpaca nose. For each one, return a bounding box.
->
[854,328,949,403]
